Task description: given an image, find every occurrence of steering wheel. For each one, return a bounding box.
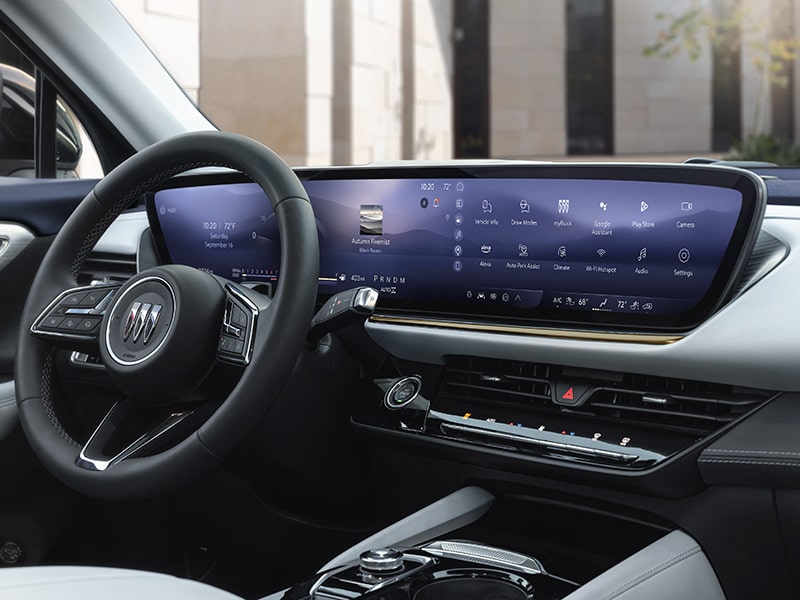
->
[14,131,319,500]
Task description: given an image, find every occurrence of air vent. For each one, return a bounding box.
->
[77,251,137,286]
[437,356,774,438]
[577,376,774,435]
[440,356,553,408]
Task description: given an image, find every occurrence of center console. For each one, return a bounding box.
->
[270,487,724,600]
[285,541,578,600]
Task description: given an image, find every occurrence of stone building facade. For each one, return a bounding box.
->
[115,0,800,165]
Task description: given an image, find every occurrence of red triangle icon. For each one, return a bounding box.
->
[561,387,574,400]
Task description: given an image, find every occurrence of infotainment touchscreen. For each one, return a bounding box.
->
[148,165,764,331]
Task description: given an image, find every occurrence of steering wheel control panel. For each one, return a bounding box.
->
[284,540,578,600]
[217,284,258,365]
[148,164,764,333]
[31,284,120,341]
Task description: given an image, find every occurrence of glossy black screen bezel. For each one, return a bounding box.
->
[146,163,765,333]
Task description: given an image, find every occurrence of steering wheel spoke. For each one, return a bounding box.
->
[30,283,122,345]
[216,283,260,366]
[76,400,198,472]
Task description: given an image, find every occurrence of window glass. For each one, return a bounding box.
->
[0,31,102,178]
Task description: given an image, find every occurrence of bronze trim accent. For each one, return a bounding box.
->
[369,315,683,345]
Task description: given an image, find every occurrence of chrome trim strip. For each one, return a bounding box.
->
[422,540,544,575]
[361,554,432,594]
[131,302,152,342]
[144,304,162,344]
[308,564,351,598]
[123,301,141,340]
[369,315,682,345]
[76,402,194,471]
[439,422,638,462]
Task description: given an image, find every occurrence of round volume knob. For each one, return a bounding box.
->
[359,548,404,573]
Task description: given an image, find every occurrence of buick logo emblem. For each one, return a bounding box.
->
[104,276,175,367]
[122,301,163,345]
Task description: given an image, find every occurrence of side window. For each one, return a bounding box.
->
[0,32,102,178]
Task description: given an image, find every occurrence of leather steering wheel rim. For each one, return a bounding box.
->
[14,131,319,500]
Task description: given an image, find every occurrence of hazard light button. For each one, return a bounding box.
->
[553,381,593,406]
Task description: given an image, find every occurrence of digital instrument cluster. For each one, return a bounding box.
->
[148,164,764,331]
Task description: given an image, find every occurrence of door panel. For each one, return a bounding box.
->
[0,177,97,234]
[0,178,97,378]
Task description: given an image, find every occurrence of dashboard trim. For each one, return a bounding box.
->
[369,315,683,345]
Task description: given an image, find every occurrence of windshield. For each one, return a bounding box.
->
[117,0,800,167]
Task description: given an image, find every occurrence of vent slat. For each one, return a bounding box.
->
[588,402,734,424]
[78,252,137,285]
[441,356,553,408]
[446,381,551,402]
[610,387,766,407]
[580,387,770,435]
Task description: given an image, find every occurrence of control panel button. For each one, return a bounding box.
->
[63,292,87,307]
[384,375,422,410]
[42,315,64,330]
[219,335,235,353]
[60,317,80,330]
[231,306,248,328]
[80,290,105,307]
[359,548,404,573]
[552,381,594,406]
[77,318,102,332]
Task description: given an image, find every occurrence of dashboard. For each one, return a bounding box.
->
[138,163,779,476]
[148,164,765,333]
[86,161,800,598]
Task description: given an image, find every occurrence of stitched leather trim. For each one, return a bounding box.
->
[601,545,701,600]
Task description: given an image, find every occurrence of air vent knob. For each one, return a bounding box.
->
[359,548,404,573]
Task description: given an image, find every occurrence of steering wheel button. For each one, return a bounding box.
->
[233,339,244,354]
[64,293,87,306]
[231,306,248,328]
[61,317,79,330]
[224,323,243,338]
[78,318,101,332]
[42,316,64,329]
[80,291,103,307]
[219,335,236,352]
